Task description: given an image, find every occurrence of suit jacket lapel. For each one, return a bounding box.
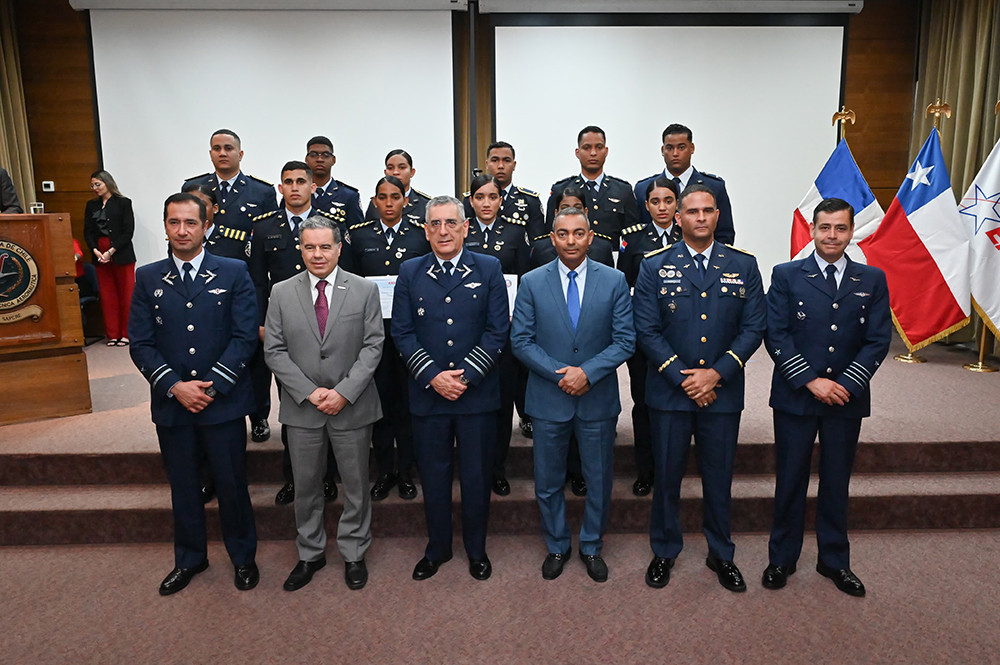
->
[835,256,862,302]
[545,260,576,337]
[322,271,350,342]
[295,272,323,343]
[801,254,831,297]
[576,259,599,334]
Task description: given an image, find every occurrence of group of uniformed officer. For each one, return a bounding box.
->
[135,123,888,597]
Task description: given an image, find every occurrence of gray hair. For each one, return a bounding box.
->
[425,195,466,224]
[299,215,341,243]
[553,206,590,229]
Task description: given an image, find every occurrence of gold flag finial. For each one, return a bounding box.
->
[831,106,856,142]
[926,98,952,129]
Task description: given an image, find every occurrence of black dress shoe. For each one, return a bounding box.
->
[274,482,295,505]
[542,549,571,580]
[412,554,452,580]
[345,560,368,590]
[250,418,271,442]
[158,560,209,596]
[397,474,417,500]
[645,556,674,588]
[632,478,652,497]
[283,556,326,592]
[706,553,747,592]
[762,563,797,590]
[324,481,338,502]
[234,563,259,591]
[370,473,397,501]
[817,559,866,597]
[492,476,511,496]
[519,417,533,438]
[579,552,608,583]
[570,476,587,497]
[469,556,492,581]
[200,484,216,505]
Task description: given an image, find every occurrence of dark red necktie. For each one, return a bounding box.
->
[315,280,329,336]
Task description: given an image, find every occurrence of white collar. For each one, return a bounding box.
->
[172,248,206,276]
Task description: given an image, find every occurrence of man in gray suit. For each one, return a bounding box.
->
[264,216,384,591]
[511,207,635,583]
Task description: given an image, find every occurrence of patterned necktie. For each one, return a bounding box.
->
[219,181,230,205]
[586,181,599,204]
[482,226,490,247]
[182,262,193,287]
[826,264,838,297]
[695,253,707,280]
[291,216,302,239]
[567,270,580,330]
[315,279,329,336]
[385,228,394,246]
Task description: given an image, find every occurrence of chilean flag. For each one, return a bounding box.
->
[859,129,970,351]
[791,139,883,261]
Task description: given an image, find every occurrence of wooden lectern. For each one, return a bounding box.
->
[0,213,92,425]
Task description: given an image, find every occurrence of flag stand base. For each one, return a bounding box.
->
[894,352,926,364]
[963,361,998,373]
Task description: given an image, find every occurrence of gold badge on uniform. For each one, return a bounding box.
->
[660,287,668,295]
[659,268,667,278]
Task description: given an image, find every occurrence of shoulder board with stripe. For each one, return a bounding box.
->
[316,209,339,220]
[514,185,540,198]
[643,245,671,259]
[724,243,754,256]
[407,219,425,228]
[461,191,471,198]
[252,210,279,223]
[699,171,724,182]
[350,219,376,231]
[604,174,631,185]
[500,215,525,226]
[247,174,273,187]
[183,172,211,183]
[337,180,359,193]
[621,223,644,235]
[410,188,431,201]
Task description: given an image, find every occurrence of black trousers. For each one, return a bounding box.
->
[372,328,415,476]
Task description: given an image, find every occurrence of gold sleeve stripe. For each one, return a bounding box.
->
[726,350,744,368]
[657,355,678,373]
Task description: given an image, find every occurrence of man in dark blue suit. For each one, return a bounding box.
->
[633,124,735,245]
[391,195,509,582]
[182,128,278,444]
[512,208,635,583]
[129,192,259,595]
[761,198,891,597]
[304,135,364,231]
[633,184,765,592]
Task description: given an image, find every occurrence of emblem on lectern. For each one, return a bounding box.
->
[0,240,42,323]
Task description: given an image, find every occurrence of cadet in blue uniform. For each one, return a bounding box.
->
[463,174,530,495]
[762,197,890,597]
[350,176,432,501]
[249,161,341,506]
[129,192,259,595]
[392,195,509,581]
[633,123,735,245]
[633,184,765,592]
[617,176,683,498]
[304,135,364,232]
[182,128,278,444]
[545,125,639,266]
[462,141,546,245]
[364,149,431,227]
[182,128,277,262]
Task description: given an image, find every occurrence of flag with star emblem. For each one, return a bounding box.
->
[859,128,970,351]
[960,136,1000,337]
[790,139,884,260]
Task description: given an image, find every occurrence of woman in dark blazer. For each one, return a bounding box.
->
[83,169,136,346]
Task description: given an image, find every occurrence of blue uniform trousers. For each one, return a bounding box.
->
[649,409,741,561]
[533,416,616,556]
[156,419,257,568]
[412,412,495,561]
[769,410,861,569]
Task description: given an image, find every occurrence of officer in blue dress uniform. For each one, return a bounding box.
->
[617,176,683,498]
[182,128,278,444]
[391,195,509,582]
[463,174,530,495]
[633,124,735,245]
[545,126,639,267]
[129,192,259,595]
[304,135,364,232]
[249,161,342,506]
[462,141,546,244]
[632,183,765,593]
[350,176,432,501]
[364,149,431,226]
[761,197,890,597]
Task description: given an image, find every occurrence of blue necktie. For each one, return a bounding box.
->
[182,262,194,288]
[567,270,580,330]
[291,216,302,240]
[695,253,707,280]
[826,264,838,297]
[219,181,229,205]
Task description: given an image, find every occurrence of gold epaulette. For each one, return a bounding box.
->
[411,188,431,200]
[247,174,273,187]
[621,223,644,235]
[725,243,754,256]
[252,210,278,223]
[644,245,670,258]
[349,219,375,231]
[515,185,540,198]
[501,215,525,226]
[461,191,471,198]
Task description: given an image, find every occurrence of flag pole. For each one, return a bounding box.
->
[962,98,1000,373]
[895,98,954,364]
[832,106,856,142]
